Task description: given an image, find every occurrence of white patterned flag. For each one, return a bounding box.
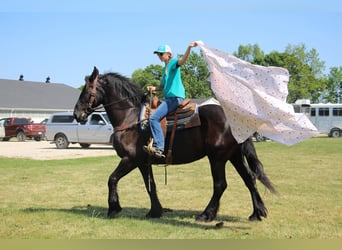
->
[197,41,318,146]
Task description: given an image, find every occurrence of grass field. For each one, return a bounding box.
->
[0,137,341,239]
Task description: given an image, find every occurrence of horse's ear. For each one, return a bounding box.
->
[89,66,99,82]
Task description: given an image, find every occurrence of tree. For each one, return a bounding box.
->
[284,44,326,103]
[181,51,213,98]
[285,44,325,78]
[233,44,265,65]
[264,51,324,103]
[131,64,163,90]
[324,67,342,103]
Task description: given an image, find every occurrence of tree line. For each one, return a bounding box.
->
[131,43,342,104]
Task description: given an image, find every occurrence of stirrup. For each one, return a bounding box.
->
[143,145,165,158]
[143,139,165,158]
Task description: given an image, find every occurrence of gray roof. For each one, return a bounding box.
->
[0,79,81,110]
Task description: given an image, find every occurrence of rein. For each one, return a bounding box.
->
[114,119,147,132]
[90,96,140,112]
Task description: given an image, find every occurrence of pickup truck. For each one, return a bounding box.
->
[45,111,114,149]
[0,117,46,141]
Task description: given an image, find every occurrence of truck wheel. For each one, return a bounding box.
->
[55,134,69,149]
[80,143,91,148]
[329,128,341,138]
[253,132,265,142]
[17,131,26,142]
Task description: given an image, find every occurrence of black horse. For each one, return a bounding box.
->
[74,67,276,222]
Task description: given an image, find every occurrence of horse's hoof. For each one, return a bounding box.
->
[107,212,117,219]
[146,211,162,219]
[107,207,122,219]
[249,209,267,221]
[248,214,262,221]
[196,213,215,222]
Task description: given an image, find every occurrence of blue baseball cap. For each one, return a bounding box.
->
[153,44,172,54]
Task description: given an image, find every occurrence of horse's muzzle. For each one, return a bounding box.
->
[80,112,87,121]
[73,111,88,124]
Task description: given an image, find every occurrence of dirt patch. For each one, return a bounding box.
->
[0,141,115,160]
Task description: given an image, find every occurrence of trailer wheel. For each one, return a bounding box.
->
[329,128,341,138]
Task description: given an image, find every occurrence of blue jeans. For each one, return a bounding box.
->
[149,97,184,151]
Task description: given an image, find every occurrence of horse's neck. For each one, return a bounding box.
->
[104,103,140,128]
[102,83,142,128]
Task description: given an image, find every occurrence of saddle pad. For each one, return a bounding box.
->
[165,112,201,132]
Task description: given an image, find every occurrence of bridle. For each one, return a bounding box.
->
[82,75,147,131]
[85,75,98,114]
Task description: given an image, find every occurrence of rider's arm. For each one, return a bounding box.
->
[177,41,198,66]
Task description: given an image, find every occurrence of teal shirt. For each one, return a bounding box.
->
[161,57,186,99]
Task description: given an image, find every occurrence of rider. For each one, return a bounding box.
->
[144,42,198,158]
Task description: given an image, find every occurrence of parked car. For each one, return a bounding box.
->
[45,111,114,149]
[0,117,46,141]
[0,119,5,139]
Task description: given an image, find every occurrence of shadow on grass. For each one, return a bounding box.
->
[23,205,252,231]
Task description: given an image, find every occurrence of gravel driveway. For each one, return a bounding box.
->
[0,141,115,160]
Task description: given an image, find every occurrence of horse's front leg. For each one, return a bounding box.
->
[138,164,163,218]
[107,157,136,218]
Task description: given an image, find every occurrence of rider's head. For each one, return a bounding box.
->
[154,44,172,62]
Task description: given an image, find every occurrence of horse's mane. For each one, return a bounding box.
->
[102,72,146,106]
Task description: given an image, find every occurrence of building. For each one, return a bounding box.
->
[0,79,81,122]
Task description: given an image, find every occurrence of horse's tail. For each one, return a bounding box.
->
[241,138,277,194]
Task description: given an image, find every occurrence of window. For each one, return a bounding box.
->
[301,106,310,115]
[90,114,104,125]
[103,113,110,123]
[311,108,316,117]
[333,108,342,116]
[318,108,329,116]
[13,118,29,125]
[4,119,10,126]
[51,115,74,123]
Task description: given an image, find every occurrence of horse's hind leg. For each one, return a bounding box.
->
[138,164,163,218]
[196,158,227,222]
[230,154,268,221]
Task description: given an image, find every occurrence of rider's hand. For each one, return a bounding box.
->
[147,86,157,92]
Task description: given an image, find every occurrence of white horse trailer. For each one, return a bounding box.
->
[293,100,342,137]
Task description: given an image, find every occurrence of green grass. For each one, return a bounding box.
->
[0,138,341,239]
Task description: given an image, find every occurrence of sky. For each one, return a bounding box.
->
[1,0,341,88]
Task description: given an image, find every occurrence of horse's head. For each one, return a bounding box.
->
[74,66,103,123]
[74,66,147,125]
